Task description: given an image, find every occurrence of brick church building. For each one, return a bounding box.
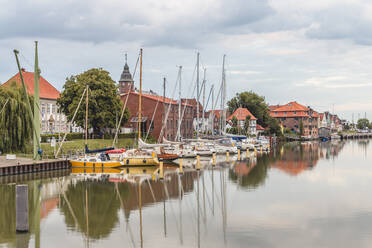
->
[119,60,194,141]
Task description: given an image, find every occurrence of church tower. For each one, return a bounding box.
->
[119,53,134,94]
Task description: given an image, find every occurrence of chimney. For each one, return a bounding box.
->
[21,68,26,72]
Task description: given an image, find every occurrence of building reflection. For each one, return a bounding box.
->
[271,142,320,176]
[229,153,271,189]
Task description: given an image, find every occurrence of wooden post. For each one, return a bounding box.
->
[159,158,164,180]
[179,156,183,174]
[246,148,249,158]
[196,155,200,170]
[237,149,240,160]
[254,147,257,156]
[212,152,216,166]
[226,152,229,162]
[16,185,28,232]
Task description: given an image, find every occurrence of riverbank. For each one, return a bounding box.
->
[18,138,136,159]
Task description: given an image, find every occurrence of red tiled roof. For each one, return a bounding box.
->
[256,124,265,130]
[2,70,60,100]
[208,110,222,119]
[273,101,309,112]
[269,105,282,111]
[124,91,192,106]
[270,101,314,118]
[227,107,257,121]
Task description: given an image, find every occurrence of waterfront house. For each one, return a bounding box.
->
[226,107,257,135]
[1,69,74,134]
[270,101,319,137]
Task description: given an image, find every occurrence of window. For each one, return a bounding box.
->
[52,104,56,114]
[294,111,296,114]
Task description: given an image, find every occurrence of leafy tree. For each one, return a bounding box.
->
[299,120,304,135]
[227,91,281,135]
[244,115,251,134]
[57,68,129,135]
[231,116,238,127]
[0,83,33,153]
[357,118,369,130]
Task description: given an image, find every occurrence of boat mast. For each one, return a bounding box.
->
[211,85,214,136]
[138,48,143,140]
[34,41,41,160]
[177,66,182,141]
[196,52,200,139]
[221,55,226,134]
[85,84,88,145]
[202,68,206,134]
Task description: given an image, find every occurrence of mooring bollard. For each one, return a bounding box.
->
[212,152,216,166]
[16,185,28,233]
[226,152,229,162]
[179,156,183,175]
[238,149,241,160]
[159,158,164,180]
[196,155,200,170]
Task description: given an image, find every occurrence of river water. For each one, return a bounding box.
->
[0,140,371,248]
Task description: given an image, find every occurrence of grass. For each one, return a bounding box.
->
[19,138,136,158]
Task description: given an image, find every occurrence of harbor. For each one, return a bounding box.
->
[0,140,371,247]
[2,1,372,246]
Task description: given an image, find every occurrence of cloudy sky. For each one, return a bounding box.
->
[1,0,372,121]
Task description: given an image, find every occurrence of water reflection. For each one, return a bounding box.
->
[2,140,372,247]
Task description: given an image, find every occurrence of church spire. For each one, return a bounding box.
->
[119,53,134,94]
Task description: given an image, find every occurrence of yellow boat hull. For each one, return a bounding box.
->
[70,160,123,168]
[122,157,159,166]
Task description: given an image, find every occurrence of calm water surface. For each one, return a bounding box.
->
[1,140,372,248]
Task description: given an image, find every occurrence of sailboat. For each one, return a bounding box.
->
[71,49,159,168]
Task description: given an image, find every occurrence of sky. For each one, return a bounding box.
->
[1,0,372,121]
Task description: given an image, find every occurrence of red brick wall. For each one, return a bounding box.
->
[121,93,194,140]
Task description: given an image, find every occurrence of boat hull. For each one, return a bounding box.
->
[122,157,159,166]
[70,160,123,168]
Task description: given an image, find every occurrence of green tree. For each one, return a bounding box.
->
[0,83,33,153]
[244,115,251,134]
[357,118,369,130]
[231,116,238,127]
[227,91,281,135]
[299,120,304,135]
[57,68,129,135]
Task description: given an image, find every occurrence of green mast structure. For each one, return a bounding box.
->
[13,41,42,160]
[33,41,41,160]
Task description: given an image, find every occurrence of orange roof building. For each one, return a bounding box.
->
[270,101,319,137]
[226,107,258,135]
[2,69,60,100]
[1,69,69,134]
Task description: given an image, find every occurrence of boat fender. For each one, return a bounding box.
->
[143,159,146,164]
[126,159,129,164]
[101,163,103,167]
[84,162,86,167]
[93,163,95,168]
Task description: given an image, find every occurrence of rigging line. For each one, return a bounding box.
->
[158,73,180,142]
[20,53,33,69]
[55,87,87,157]
[175,62,198,140]
[113,89,130,146]
[144,92,161,142]
[176,78,197,141]
[205,85,213,112]
[132,51,140,79]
